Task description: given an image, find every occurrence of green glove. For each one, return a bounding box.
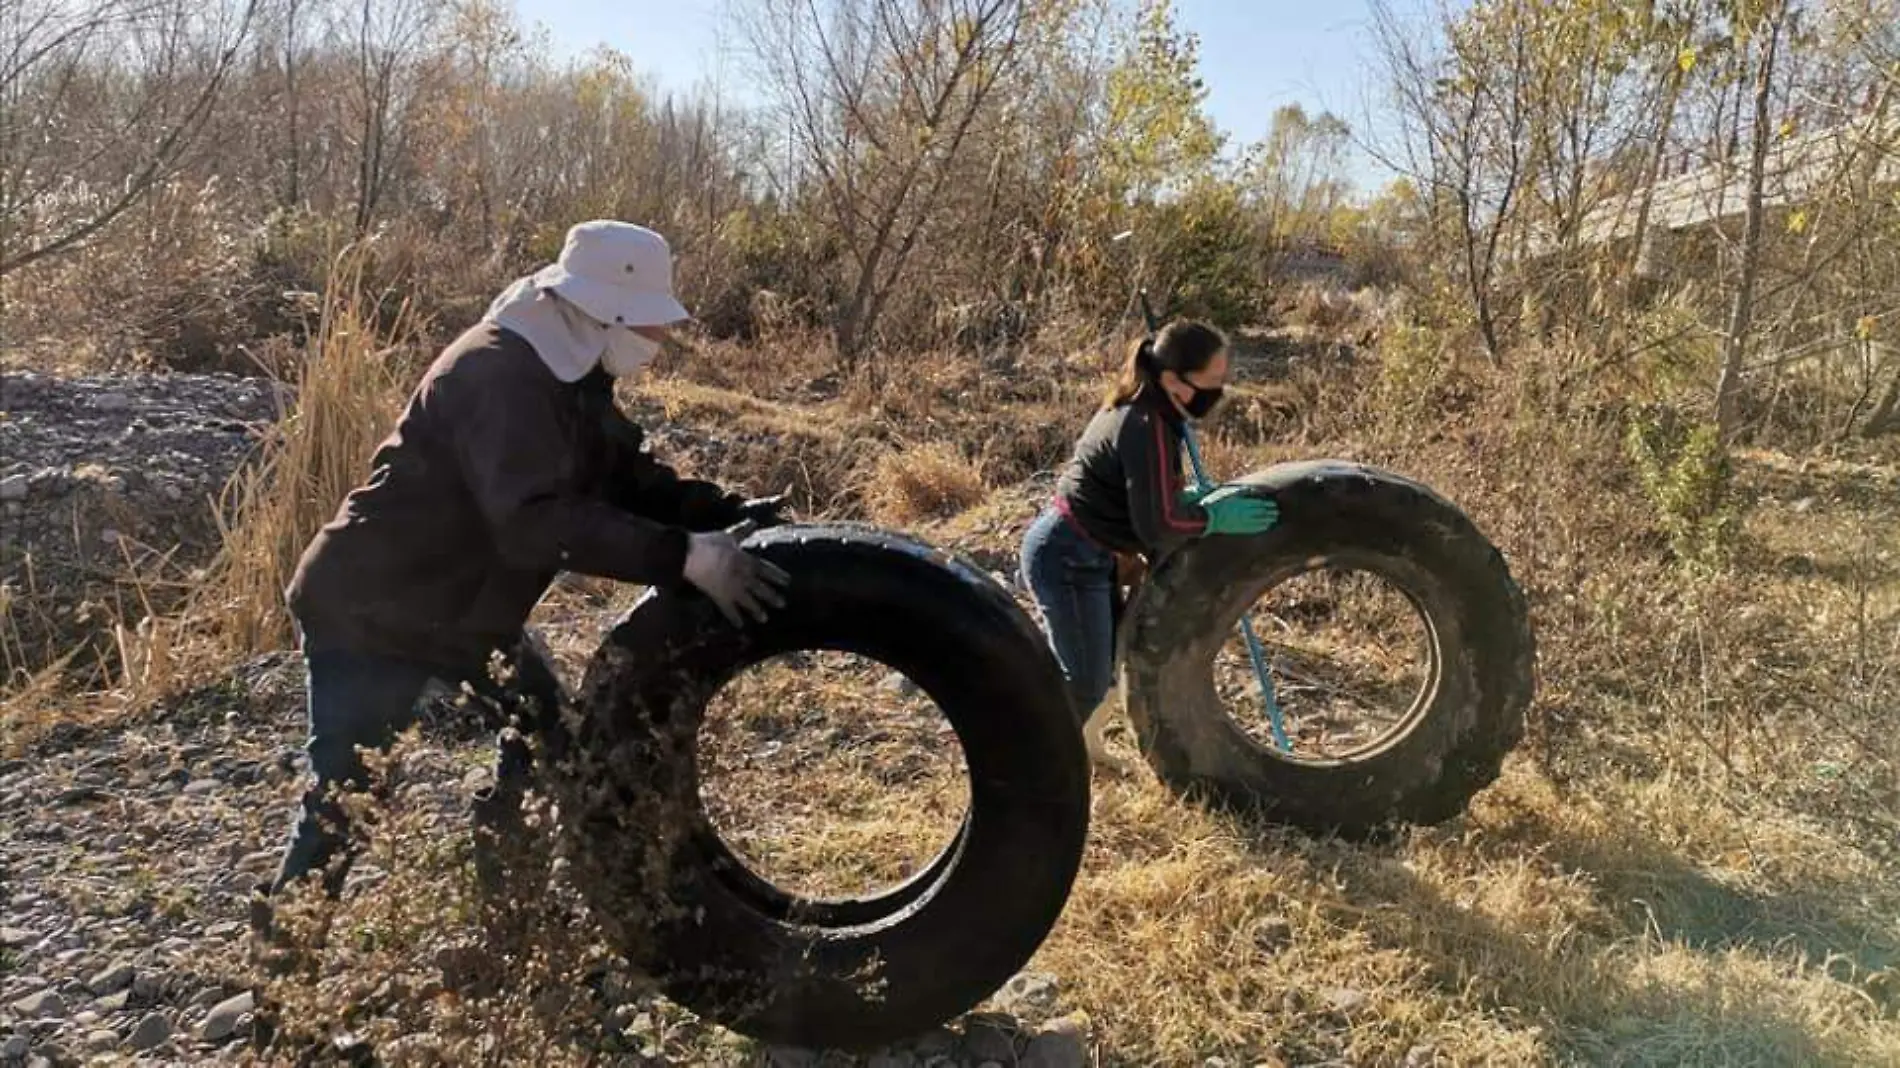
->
[1199,484,1280,536]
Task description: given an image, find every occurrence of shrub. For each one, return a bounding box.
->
[862,443,990,525]
[1624,409,1741,568]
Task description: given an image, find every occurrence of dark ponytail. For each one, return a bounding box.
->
[1101,320,1227,410]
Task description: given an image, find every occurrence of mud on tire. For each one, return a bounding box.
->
[1118,460,1535,839]
[549,523,1090,1051]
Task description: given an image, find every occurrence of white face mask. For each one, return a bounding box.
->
[601,330,662,378]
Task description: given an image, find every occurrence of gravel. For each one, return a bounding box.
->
[0,370,286,674]
[0,651,307,1063]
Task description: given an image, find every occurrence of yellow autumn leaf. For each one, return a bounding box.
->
[1778,118,1797,139]
[1677,47,1697,74]
[1786,209,1808,234]
[1857,315,1878,341]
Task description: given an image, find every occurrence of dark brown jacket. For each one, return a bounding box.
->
[286,323,745,671]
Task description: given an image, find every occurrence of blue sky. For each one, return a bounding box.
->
[519,0,1419,193]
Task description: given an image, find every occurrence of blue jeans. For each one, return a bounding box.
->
[1020,507,1118,724]
[270,636,563,897]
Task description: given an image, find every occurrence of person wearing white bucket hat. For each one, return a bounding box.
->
[252,220,789,947]
[485,219,695,382]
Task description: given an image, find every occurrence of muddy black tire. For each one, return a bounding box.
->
[551,523,1090,1051]
[1118,461,1534,839]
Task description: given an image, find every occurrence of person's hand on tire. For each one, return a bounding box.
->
[682,526,790,626]
[1199,484,1280,537]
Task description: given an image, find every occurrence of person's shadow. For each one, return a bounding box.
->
[1228,791,1899,1066]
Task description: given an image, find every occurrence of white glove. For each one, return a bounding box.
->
[681,529,790,626]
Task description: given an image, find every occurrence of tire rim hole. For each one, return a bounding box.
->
[696,650,971,903]
[1214,564,1438,763]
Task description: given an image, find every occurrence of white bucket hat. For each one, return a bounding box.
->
[530,220,690,328]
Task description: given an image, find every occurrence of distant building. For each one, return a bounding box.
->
[1533,108,1899,280]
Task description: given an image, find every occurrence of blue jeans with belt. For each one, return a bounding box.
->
[1020,506,1118,724]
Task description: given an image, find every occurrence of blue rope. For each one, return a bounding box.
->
[1180,424,1291,753]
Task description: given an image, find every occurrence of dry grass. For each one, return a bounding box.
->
[696,651,969,901]
[862,442,992,525]
[8,263,1898,1063]
[236,675,1900,1066]
[232,330,1898,1064]
[188,248,413,659]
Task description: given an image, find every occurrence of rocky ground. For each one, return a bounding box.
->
[1,653,308,1066]
[0,646,1095,1067]
[0,372,287,677]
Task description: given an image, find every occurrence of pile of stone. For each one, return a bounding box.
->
[0,371,286,675]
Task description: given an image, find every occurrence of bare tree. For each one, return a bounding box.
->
[1372,0,1532,363]
[737,0,1036,366]
[343,0,440,233]
[1715,0,1790,441]
[0,0,257,275]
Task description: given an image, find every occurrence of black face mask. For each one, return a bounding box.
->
[1182,384,1224,419]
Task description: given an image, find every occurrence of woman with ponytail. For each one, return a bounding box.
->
[1019,319,1280,751]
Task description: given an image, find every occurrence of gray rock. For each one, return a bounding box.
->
[0,475,26,502]
[181,778,220,796]
[85,962,134,996]
[70,1010,100,1027]
[129,974,163,1001]
[91,991,128,1014]
[0,1034,28,1059]
[866,1053,918,1068]
[84,1029,119,1052]
[199,992,253,1042]
[997,970,1061,1016]
[10,989,64,1019]
[128,1012,170,1052]
[0,927,32,949]
[766,1048,818,1068]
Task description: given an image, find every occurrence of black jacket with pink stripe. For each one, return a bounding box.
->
[1053,383,1208,559]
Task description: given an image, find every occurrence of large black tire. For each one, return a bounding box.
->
[551,523,1090,1051]
[1118,460,1534,839]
